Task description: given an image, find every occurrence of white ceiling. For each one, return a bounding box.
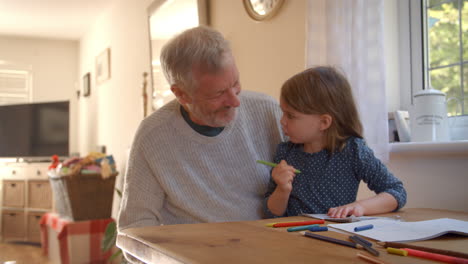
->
[0,0,115,40]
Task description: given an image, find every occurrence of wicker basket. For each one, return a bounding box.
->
[49,172,117,221]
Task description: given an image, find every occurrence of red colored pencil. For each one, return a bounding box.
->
[403,248,468,264]
[272,219,325,227]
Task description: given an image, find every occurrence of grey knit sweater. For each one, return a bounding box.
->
[118,91,284,230]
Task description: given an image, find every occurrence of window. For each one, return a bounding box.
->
[423,0,467,116]
[400,0,467,117]
[0,69,32,105]
[0,61,32,105]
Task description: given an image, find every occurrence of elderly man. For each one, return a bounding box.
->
[118,26,284,230]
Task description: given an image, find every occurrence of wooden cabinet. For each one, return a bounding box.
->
[0,162,52,243]
[3,180,25,207]
[1,210,25,241]
[28,180,52,209]
[27,211,44,243]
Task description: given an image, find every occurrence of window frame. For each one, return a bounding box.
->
[397,0,424,111]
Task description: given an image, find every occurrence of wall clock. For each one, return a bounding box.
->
[243,0,285,21]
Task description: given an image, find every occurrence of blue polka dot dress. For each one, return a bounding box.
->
[263,137,407,218]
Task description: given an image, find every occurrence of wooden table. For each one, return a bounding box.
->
[117,208,468,264]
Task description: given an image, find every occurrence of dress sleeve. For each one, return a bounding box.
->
[353,140,407,211]
[262,143,287,218]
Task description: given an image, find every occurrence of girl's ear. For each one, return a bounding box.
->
[320,114,333,131]
[171,85,192,105]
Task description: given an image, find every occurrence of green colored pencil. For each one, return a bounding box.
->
[256,160,301,174]
[287,224,319,232]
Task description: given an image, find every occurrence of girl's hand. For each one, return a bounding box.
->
[271,160,297,193]
[327,202,365,218]
[328,193,398,218]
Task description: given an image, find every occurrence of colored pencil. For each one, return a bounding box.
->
[304,232,361,249]
[256,160,301,173]
[402,248,468,264]
[287,224,319,232]
[265,221,296,227]
[386,247,408,256]
[350,235,372,247]
[354,224,374,232]
[272,219,325,228]
[309,226,328,232]
[350,236,380,256]
[377,241,468,259]
[356,252,388,264]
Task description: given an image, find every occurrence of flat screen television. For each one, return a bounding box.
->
[0,101,69,158]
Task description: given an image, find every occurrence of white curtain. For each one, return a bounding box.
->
[307,0,389,161]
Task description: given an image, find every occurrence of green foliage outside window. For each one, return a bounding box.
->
[426,0,467,116]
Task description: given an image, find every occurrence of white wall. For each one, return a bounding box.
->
[0,35,79,153]
[79,0,153,217]
[79,0,153,171]
[388,153,468,212]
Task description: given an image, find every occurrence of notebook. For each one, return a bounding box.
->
[327,218,468,242]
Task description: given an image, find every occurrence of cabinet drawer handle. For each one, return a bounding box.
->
[36,183,42,188]
[37,170,41,176]
[9,213,16,216]
[12,170,16,175]
[10,183,16,188]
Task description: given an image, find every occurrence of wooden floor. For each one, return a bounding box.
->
[0,242,51,264]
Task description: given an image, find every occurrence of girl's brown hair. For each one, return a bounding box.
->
[281,66,363,153]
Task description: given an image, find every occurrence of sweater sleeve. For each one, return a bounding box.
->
[353,139,407,211]
[117,127,165,231]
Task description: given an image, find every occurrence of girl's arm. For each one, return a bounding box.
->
[266,160,297,216]
[267,187,291,216]
[327,192,398,218]
[327,138,407,218]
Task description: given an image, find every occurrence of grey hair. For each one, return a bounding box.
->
[160,26,232,93]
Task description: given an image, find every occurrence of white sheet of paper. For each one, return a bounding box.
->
[328,218,468,242]
[302,213,394,223]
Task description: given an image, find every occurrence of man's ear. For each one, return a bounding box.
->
[171,85,192,105]
[320,114,332,131]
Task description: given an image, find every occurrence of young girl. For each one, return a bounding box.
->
[264,66,407,218]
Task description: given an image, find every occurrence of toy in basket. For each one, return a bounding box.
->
[48,152,118,221]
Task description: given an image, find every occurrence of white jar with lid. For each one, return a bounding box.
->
[410,89,450,142]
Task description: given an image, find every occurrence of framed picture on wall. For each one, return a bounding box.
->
[83,72,91,97]
[96,47,111,85]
